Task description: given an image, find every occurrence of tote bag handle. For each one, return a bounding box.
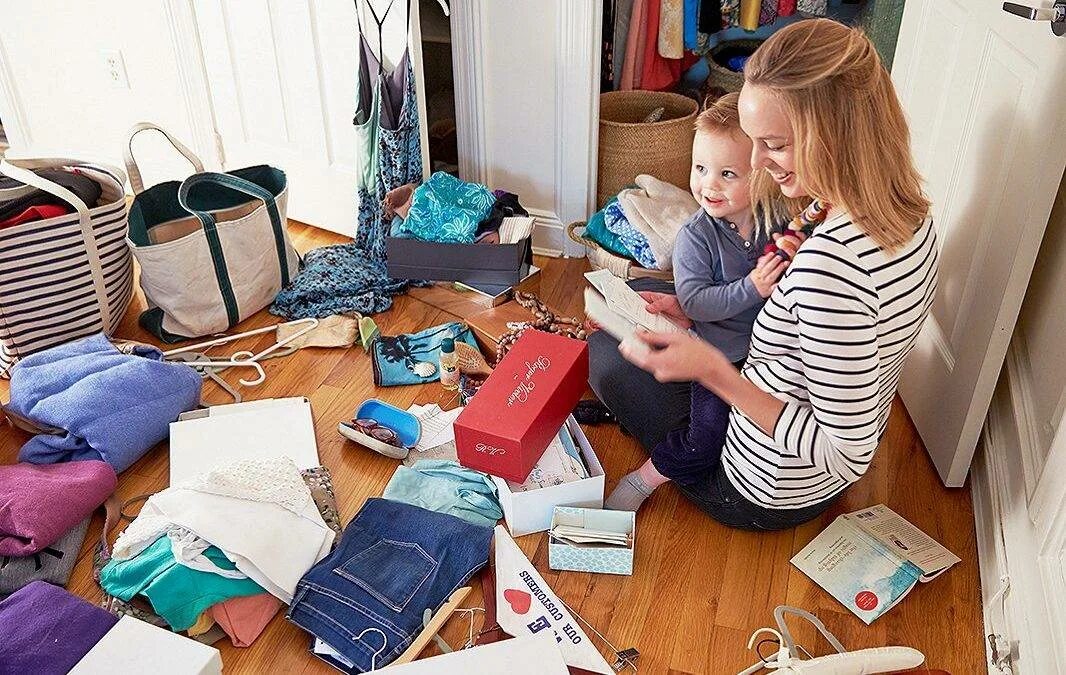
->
[124,122,206,195]
[0,157,125,333]
[177,171,291,329]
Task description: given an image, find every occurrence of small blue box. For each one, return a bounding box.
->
[548,506,635,576]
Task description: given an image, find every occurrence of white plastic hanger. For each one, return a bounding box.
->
[163,318,320,386]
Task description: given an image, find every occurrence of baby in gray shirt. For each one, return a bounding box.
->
[672,93,787,364]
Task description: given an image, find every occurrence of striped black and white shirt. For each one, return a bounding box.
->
[721,212,938,509]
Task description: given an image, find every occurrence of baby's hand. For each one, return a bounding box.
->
[771,231,808,259]
[749,252,789,298]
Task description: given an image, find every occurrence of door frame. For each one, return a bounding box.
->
[451,0,600,257]
[975,337,1066,673]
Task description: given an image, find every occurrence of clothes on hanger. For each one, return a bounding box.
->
[740,0,761,30]
[272,0,423,321]
[683,0,700,49]
[700,0,724,32]
[658,0,685,59]
[612,0,635,89]
[797,0,827,14]
[759,0,778,25]
[778,0,797,17]
[640,0,682,91]
[620,0,648,89]
[722,0,741,28]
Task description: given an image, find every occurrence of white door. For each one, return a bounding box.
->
[192,0,425,236]
[893,0,1066,486]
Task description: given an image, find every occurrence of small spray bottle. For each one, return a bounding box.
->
[439,338,460,390]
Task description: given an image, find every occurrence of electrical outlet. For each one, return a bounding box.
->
[100,49,129,89]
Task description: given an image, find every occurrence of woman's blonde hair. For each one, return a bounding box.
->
[743,19,930,250]
[696,92,797,235]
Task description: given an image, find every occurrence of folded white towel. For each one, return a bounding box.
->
[617,174,699,271]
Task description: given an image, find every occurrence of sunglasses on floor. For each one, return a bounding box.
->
[341,418,405,448]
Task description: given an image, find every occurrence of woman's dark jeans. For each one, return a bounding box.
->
[587,279,837,531]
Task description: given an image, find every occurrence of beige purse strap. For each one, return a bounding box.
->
[0,157,121,332]
[124,122,205,195]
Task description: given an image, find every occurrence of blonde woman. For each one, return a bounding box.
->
[591,19,938,530]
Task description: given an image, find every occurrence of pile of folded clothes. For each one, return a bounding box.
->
[96,457,341,648]
[584,173,699,270]
[387,171,528,245]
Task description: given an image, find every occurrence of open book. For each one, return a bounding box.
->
[791,504,961,624]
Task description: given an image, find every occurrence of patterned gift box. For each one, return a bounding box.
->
[548,507,635,576]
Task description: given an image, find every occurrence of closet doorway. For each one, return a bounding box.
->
[417,0,458,177]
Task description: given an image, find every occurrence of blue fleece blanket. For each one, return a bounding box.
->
[7,334,202,474]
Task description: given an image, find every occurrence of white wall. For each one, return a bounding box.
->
[454,0,600,256]
[0,1,216,189]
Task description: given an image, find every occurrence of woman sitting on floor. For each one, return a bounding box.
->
[588,19,939,531]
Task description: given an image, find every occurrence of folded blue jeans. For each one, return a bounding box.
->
[287,498,492,671]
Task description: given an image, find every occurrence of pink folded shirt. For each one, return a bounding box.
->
[0,460,116,556]
[209,593,281,648]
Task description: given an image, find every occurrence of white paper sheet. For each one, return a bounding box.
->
[385,635,567,674]
[169,398,320,485]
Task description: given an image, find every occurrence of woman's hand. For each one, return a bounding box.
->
[618,330,733,383]
[748,252,789,298]
[637,291,693,329]
[771,230,808,259]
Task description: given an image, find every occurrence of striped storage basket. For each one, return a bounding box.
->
[0,158,133,375]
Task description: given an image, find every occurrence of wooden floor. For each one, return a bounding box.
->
[0,222,984,674]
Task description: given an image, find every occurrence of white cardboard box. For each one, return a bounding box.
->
[493,415,605,536]
[71,616,222,674]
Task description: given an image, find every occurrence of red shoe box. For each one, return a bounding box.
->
[454,330,589,482]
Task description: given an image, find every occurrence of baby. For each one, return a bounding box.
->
[605,92,788,512]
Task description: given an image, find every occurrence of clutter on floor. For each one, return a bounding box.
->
[0,6,950,668]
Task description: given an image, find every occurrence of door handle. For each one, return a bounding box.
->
[1002,1,1066,35]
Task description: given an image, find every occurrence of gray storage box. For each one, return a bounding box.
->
[386,236,533,286]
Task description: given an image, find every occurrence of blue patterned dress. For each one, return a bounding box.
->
[271,8,423,320]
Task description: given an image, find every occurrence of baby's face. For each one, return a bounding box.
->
[689,129,753,222]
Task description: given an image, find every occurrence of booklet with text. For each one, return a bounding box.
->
[791,504,961,624]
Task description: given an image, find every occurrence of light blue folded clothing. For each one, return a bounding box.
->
[6,334,202,474]
[604,200,659,269]
[382,459,503,527]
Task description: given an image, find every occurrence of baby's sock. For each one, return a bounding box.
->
[605,460,670,511]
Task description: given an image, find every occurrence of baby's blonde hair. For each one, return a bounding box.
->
[743,19,930,251]
[696,92,793,234]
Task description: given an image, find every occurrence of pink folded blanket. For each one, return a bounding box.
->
[0,460,116,556]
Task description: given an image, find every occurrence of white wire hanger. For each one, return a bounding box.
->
[163,318,320,386]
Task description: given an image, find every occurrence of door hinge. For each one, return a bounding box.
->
[213,131,226,168]
[988,633,1015,674]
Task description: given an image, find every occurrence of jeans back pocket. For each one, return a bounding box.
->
[333,539,438,613]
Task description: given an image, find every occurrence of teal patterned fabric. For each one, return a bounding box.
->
[394,172,495,244]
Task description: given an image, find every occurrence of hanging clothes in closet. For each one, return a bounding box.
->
[271,0,424,320]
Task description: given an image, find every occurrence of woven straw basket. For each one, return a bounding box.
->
[568,222,673,282]
[597,91,698,209]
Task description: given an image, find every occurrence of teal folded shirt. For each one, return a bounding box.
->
[382,460,503,527]
[100,536,265,631]
[584,196,634,259]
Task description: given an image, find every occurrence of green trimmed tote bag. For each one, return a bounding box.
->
[124,123,299,342]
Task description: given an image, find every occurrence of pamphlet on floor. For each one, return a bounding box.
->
[791,504,960,624]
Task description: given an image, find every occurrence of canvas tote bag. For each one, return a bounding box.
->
[124,122,299,342]
[0,157,133,375]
